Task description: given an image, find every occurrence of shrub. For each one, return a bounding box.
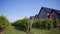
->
[32,19,53,30]
[0,15,9,29]
[44,19,53,30]
[53,19,58,28]
[12,19,22,26]
[21,17,31,30]
[32,19,42,29]
[41,20,47,29]
[12,17,31,31]
[43,19,53,30]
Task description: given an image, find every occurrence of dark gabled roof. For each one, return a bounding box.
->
[38,7,60,15]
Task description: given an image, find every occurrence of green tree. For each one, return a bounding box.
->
[0,15,9,29]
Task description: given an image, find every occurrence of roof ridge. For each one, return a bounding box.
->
[41,7,60,11]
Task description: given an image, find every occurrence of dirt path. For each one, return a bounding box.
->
[0,28,6,34]
[0,30,6,34]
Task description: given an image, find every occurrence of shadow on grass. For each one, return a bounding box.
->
[12,24,29,33]
[12,25,24,31]
[12,25,34,34]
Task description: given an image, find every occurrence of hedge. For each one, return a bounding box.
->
[12,18,58,30]
[12,17,31,31]
[0,15,9,29]
[32,19,53,30]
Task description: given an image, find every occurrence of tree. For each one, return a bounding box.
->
[0,15,9,29]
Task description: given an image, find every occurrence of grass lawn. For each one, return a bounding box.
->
[31,28,60,34]
[5,25,26,34]
[5,25,60,34]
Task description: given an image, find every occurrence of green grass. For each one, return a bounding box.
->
[5,25,60,34]
[5,25,26,34]
[31,28,60,34]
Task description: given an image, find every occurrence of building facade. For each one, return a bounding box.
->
[30,7,60,22]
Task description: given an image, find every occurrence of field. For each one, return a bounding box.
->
[4,25,60,34]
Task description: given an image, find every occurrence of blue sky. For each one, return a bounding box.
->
[0,0,60,22]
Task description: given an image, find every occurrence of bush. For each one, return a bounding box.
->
[53,19,58,28]
[12,17,31,31]
[21,17,31,30]
[32,19,41,29]
[0,15,9,29]
[12,18,58,30]
[32,19,53,30]
[44,19,53,30]
[41,20,47,29]
[40,19,53,30]
[12,19,22,26]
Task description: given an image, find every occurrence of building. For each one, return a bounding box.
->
[38,7,60,20]
[30,7,60,28]
[30,7,60,23]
